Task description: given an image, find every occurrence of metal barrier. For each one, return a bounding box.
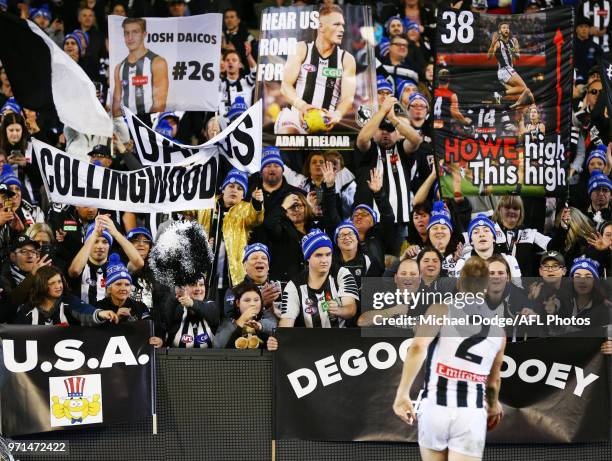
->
[12,349,612,461]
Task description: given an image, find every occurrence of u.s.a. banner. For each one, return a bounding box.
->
[274,328,609,442]
[256,3,377,151]
[0,322,152,436]
[432,8,574,196]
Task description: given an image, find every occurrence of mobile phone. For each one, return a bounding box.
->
[40,244,55,259]
[3,199,12,213]
[10,149,24,159]
[315,187,323,204]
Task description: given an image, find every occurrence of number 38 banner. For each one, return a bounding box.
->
[433,8,573,197]
[108,14,221,115]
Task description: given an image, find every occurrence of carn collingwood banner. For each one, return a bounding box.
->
[32,139,217,213]
[108,14,221,114]
[432,8,573,196]
[0,322,152,436]
[256,4,377,150]
[124,99,262,173]
[274,328,609,442]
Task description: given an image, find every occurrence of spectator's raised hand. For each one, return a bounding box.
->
[244,41,252,57]
[367,168,383,193]
[252,187,264,203]
[99,310,119,324]
[97,214,119,237]
[149,336,164,348]
[321,161,336,188]
[261,282,280,308]
[381,96,398,115]
[267,336,278,351]
[178,294,194,309]
[0,208,13,226]
[32,254,52,275]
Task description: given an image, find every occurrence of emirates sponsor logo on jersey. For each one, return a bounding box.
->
[131,75,149,86]
[436,363,488,383]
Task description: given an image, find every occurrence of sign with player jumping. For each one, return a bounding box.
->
[432,8,574,196]
[0,322,153,436]
[274,328,609,442]
[256,4,377,150]
[108,14,221,115]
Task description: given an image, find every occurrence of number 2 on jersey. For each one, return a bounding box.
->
[455,324,490,365]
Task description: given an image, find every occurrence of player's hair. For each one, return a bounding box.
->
[458,256,489,294]
[122,17,146,32]
[492,195,524,228]
[487,254,511,276]
[437,68,450,85]
[319,4,343,17]
[497,20,511,31]
[30,266,68,307]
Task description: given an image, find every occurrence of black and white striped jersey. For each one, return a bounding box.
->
[218,68,257,117]
[70,260,109,306]
[495,38,515,70]
[422,308,504,408]
[119,50,159,114]
[281,267,359,328]
[582,1,610,52]
[295,42,345,111]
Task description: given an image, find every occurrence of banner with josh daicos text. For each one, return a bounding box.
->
[274,328,609,443]
[433,8,573,197]
[0,322,152,437]
[256,4,377,150]
[108,14,221,114]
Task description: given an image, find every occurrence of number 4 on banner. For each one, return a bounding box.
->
[440,11,474,45]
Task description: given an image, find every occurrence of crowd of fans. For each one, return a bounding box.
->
[0,0,610,354]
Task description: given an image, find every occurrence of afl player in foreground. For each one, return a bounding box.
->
[112,18,169,115]
[393,256,506,461]
[487,20,533,110]
[275,4,356,134]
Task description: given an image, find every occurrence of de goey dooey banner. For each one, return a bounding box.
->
[31,139,217,213]
[123,99,262,174]
[432,8,573,196]
[274,328,609,443]
[108,14,221,115]
[0,322,152,437]
[256,4,377,150]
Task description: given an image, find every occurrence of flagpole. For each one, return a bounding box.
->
[149,323,158,436]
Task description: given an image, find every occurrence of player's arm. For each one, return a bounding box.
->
[510,37,520,59]
[450,93,471,126]
[327,52,357,126]
[151,56,169,113]
[487,33,498,59]
[280,42,311,114]
[393,303,445,425]
[486,337,506,430]
[112,64,123,117]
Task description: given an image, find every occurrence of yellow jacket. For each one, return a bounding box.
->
[197,198,264,286]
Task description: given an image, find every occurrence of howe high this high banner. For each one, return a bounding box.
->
[256,4,377,151]
[433,8,573,197]
[108,14,221,114]
[32,139,217,213]
[0,322,152,436]
[274,328,609,443]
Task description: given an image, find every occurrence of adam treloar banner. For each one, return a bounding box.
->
[432,8,573,197]
[256,4,377,151]
[108,14,221,115]
[274,328,609,443]
[0,322,152,436]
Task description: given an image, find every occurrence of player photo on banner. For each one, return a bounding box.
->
[108,14,221,115]
[256,4,377,150]
[433,8,574,197]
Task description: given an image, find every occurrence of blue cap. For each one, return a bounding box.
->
[221,168,248,192]
[261,146,284,171]
[588,172,612,194]
[1,97,22,115]
[334,220,359,244]
[404,20,420,33]
[427,201,453,232]
[85,223,113,247]
[397,78,418,98]
[126,227,153,242]
[242,243,271,263]
[586,147,607,171]
[0,0,8,11]
[227,96,248,122]
[301,229,333,260]
[408,91,429,108]
[155,119,174,139]
[31,6,52,21]
[158,111,179,123]
[384,15,403,34]
[377,75,393,94]
[106,253,132,286]
[468,214,496,243]
[0,164,22,189]
[353,204,379,224]
[570,256,600,279]
[73,29,89,48]
[63,33,83,54]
